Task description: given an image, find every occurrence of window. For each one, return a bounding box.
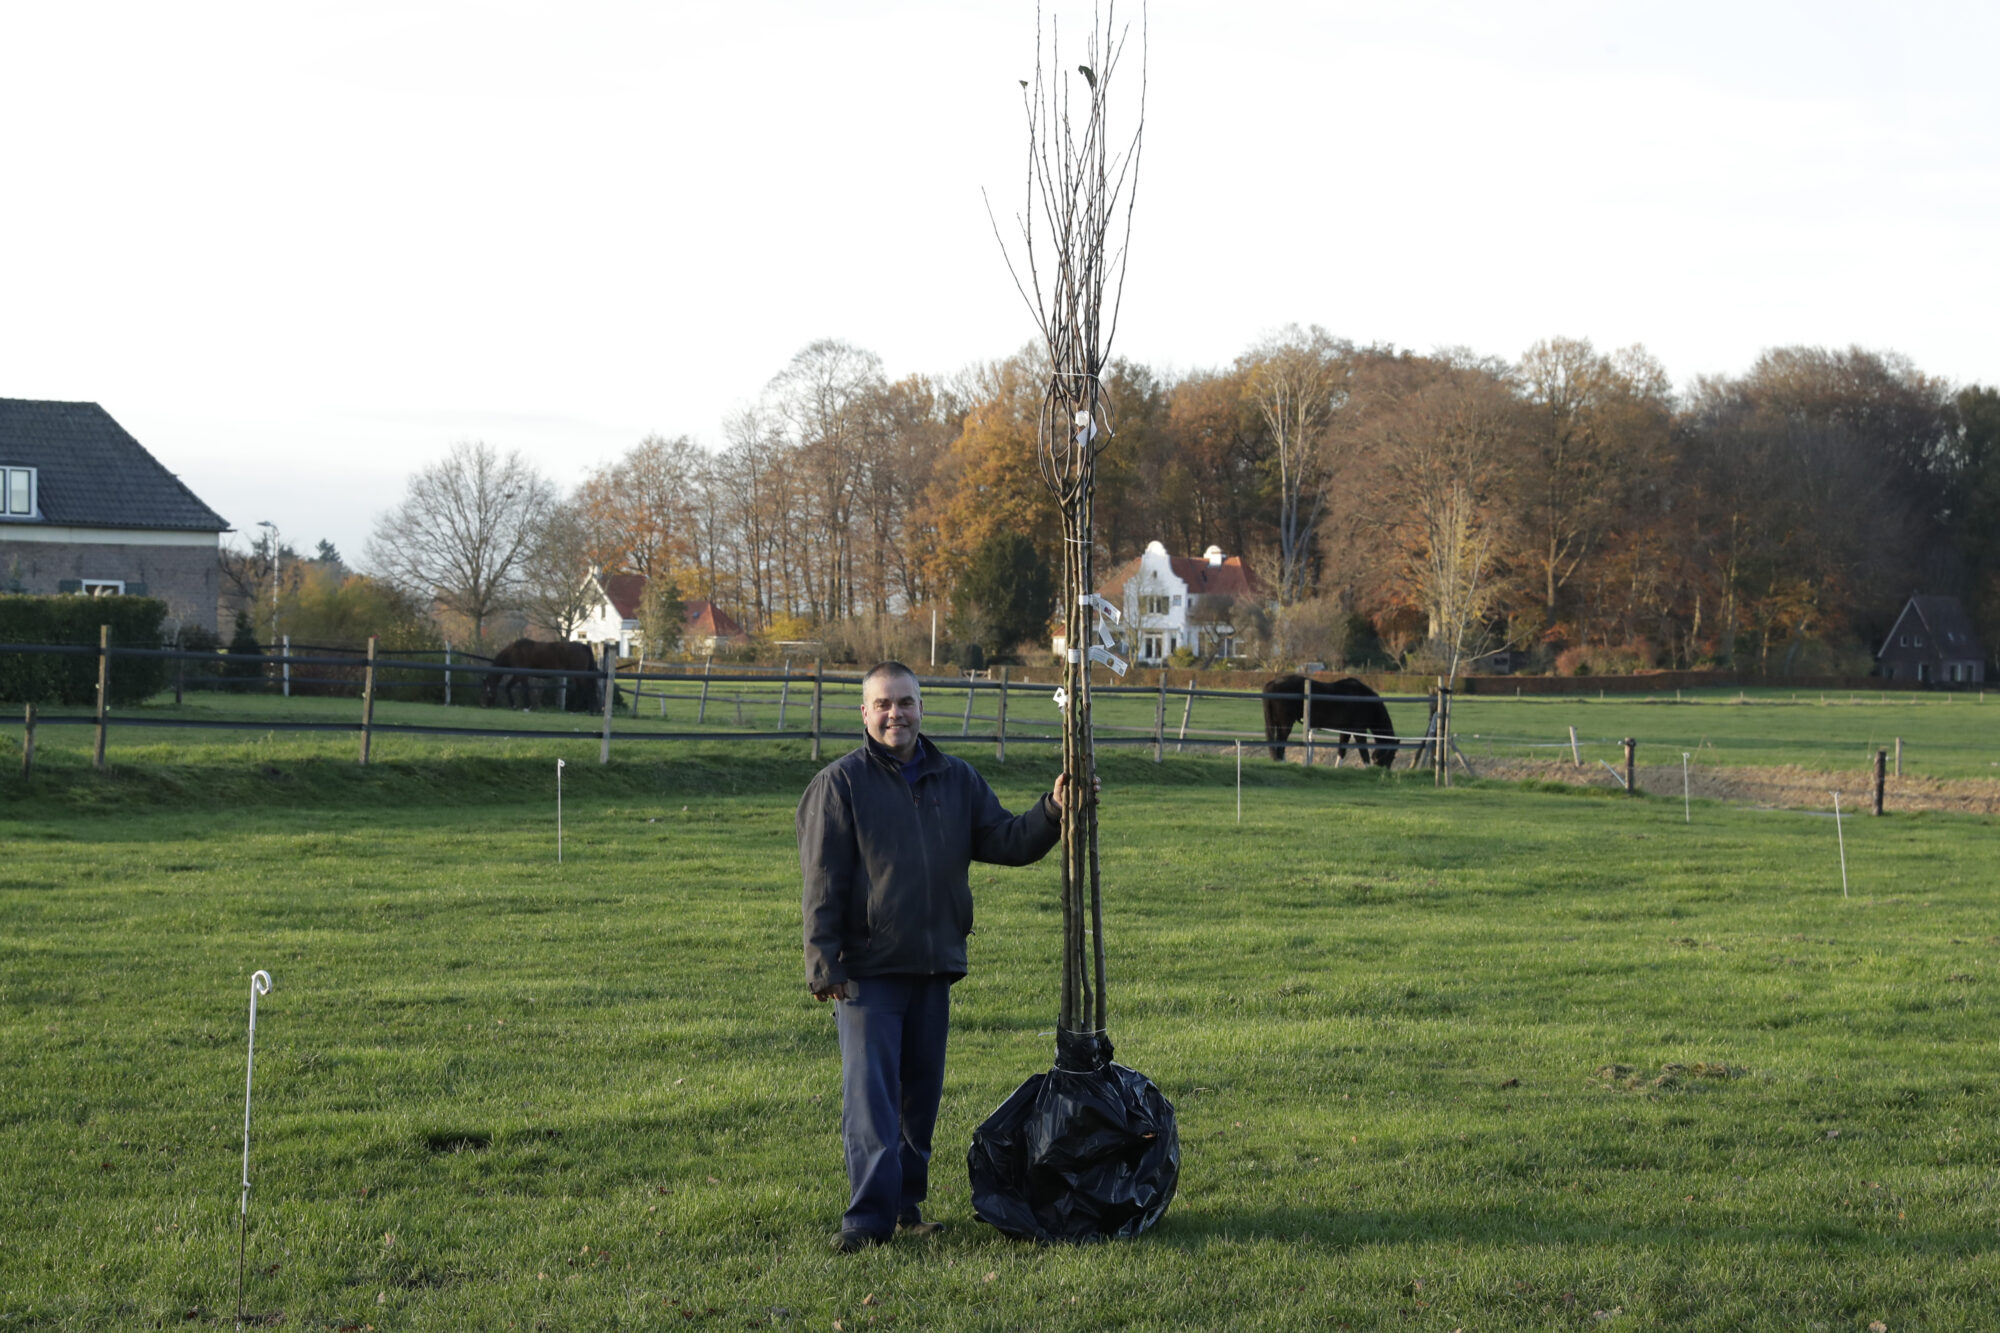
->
[2,466,34,517]
[1141,594,1170,616]
[1171,594,1182,607]
[1142,634,1163,660]
[81,580,125,596]
[1898,634,1910,646]
[1914,634,1925,648]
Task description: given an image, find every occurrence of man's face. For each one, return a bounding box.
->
[861,671,923,758]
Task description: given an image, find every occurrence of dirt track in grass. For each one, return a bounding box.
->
[1463,757,2000,815]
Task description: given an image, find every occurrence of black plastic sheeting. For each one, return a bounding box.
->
[967,1030,1179,1242]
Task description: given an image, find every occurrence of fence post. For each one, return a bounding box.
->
[698,654,713,724]
[21,703,35,780]
[599,644,615,765]
[175,643,185,706]
[960,679,974,736]
[995,666,1009,762]
[778,659,792,732]
[1153,670,1167,763]
[1176,676,1194,754]
[359,636,377,765]
[1623,737,1636,795]
[444,640,452,707]
[1894,736,1902,777]
[281,634,291,699]
[1438,684,1454,788]
[810,659,823,762]
[94,624,110,771]
[631,650,646,718]
[1873,748,1887,816]
[1569,725,1581,768]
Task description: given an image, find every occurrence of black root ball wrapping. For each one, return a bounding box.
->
[967,1033,1179,1242]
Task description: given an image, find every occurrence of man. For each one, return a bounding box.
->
[798,661,1076,1253]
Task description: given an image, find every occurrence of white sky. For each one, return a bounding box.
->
[4,1,1996,564]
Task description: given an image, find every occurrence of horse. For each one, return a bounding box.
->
[1261,675,1398,767]
[482,639,601,712]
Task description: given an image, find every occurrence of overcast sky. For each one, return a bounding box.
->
[4,0,1995,564]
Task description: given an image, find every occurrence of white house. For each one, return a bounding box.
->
[570,569,752,658]
[574,569,645,655]
[1094,541,1264,664]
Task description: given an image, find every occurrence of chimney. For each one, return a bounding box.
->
[1204,545,1224,566]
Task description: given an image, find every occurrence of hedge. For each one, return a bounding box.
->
[0,595,170,706]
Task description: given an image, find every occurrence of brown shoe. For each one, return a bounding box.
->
[831,1229,884,1253]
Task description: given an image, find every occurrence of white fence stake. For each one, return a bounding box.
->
[556,760,565,864]
[280,634,290,698]
[1235,741,1242,825]
[236,969,273,1330]
[443,640,452,707]
[1569,725,1581,768]
[1833,791,1849,898]
[1682,752,1691,823]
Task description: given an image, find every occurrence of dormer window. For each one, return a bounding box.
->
[2,466,34,517]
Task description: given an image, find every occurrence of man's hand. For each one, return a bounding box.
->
[1052,772,1101,810]
[813,981,850,1002]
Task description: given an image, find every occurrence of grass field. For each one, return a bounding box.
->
[4,724,2000,1329]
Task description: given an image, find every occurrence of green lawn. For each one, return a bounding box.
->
[3,739,1998,1330]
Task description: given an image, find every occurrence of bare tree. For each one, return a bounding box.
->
[365,441,554,643]
[518,500,601,641]
[1245,324,1350,608]
[990,2,1144,1047]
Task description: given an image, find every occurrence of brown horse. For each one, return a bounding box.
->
[482,639,601,712]
[1261,675,1397,766]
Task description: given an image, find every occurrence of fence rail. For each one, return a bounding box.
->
[5,634,1473,780]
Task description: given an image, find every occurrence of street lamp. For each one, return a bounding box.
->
[256,520,279,645]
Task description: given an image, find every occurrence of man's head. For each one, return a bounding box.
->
[860,661,923,759]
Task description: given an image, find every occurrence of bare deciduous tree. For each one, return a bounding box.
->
[1245,324,1350,609]
[365,441,554,643]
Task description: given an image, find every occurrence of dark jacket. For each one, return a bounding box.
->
[799,734,1060,992]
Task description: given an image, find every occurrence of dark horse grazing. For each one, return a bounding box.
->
[482,638,601,712]
[1261,675,1398,767]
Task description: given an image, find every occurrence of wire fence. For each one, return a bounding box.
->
[8,635,1991,786]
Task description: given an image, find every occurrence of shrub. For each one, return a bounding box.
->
[0,594,170,705]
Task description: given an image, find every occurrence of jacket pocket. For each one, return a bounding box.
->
[950,880,974,936]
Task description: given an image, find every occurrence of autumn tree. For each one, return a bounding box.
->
[518,500,601,641]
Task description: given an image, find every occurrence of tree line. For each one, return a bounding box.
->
[334,332,2000,675]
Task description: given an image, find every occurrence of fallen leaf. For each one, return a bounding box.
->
[707,1175,721,1184]
[376,1292,386,1305]
[1499,1077,1519,1088]
[862,1294,880,1306]
[983,1271,997,1283]
[1870,1323,1888,1332]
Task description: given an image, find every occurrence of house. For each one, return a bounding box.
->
[1094,541,1264,664]
[574,569,646,655]
[684,598,749,655]
[1877,595,1986,684]
[0,397,229,635]
[569,568,751,657]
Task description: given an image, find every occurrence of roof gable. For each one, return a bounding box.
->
[685,598,745,638]
[0,398,228,532]
[1880,594,1984,659]
[600,573,646,620]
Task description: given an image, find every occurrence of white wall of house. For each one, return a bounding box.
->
[571,580,638,655]
[1119,541,1244,664]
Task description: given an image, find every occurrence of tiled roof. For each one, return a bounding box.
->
[686,598,746,639]
[1096,548,1263,601]
[1887,594,1985,657]
[0,398,228,532]
[601,572,646,620]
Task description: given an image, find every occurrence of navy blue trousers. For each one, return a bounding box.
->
[834,975,952,1238]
